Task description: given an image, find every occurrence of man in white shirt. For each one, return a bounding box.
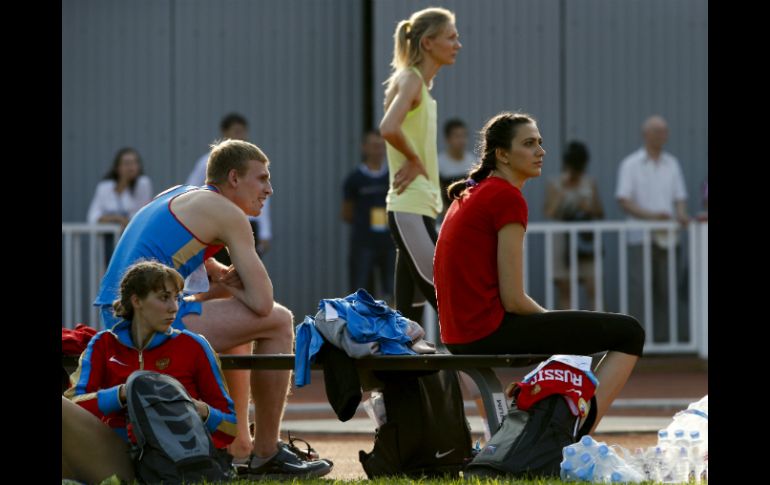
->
[187,113,272,258]
[437,118,475,216]
[615,115,690,343]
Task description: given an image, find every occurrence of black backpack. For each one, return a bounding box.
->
[125,370,234,484]
[358,369,473,478]
[465,393,597,479]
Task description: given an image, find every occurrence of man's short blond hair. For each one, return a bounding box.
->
[205,139,268,185]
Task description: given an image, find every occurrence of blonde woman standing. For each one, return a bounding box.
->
[380,7,461,323]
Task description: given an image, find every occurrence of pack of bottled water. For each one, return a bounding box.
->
[559,395,708,483]
[654,394,708,483]
[560,435,645,483]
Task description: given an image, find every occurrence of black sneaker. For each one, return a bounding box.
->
[235,442,333,479]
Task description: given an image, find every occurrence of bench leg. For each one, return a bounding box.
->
[461,368,509,434]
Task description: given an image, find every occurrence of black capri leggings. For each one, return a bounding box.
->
[387,211,439,323]
[445,311,645,357]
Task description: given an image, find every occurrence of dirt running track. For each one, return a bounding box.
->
[285,356,706,480]
[295,432,659,480]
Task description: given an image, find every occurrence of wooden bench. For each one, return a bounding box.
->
[63,353,550,431]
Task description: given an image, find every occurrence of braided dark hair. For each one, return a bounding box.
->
[446,112,536,201]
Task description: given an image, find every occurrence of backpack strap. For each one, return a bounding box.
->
[575,396,598,441]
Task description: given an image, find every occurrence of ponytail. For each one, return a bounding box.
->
[447,161,495,200]
[392,20,411,72]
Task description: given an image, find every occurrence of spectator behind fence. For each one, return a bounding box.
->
[63,261,236,484]
[86,147,153,264]
[341,130,396,303]
[380,6,461,324]
[187,113,272,261]
[544,141,604,310]
[438,118,475,215]
[696,176,708,221]
[615,115,690,343]
[434,112,645,436]
[86,147,153,229]
[93,139,333,477]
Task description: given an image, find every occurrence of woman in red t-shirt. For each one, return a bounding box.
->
[434,112,644,434]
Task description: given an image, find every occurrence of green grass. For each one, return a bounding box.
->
[158,478,673,484]
[95,471,682,484]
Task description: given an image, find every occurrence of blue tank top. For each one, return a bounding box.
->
[94,185,224,307]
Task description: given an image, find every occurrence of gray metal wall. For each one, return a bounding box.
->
[373,0,707,307]
[62,0,363,317]
[63,0,707,316]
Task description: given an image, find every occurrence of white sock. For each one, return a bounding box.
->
[249,449,278,467]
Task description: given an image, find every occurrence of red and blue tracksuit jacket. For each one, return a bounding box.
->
[64,319,237,449]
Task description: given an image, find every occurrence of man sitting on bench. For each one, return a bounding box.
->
[93,139,332,478]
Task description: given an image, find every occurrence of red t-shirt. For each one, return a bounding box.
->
[434,177,528,344]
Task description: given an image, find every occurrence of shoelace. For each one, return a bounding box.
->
[286,431,320,461]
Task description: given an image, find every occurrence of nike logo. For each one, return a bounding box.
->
[109,356,128,367]
[566,388,582,396]
[435,449,454,459]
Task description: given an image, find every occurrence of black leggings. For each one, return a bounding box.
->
[445,311,645,357]
[387,211,438,323]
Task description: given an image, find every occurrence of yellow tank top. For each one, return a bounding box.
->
[385,67,442,217]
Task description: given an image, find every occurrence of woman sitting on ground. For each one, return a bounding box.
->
[62,260,236,484]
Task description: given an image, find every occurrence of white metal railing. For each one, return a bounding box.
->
[689,222,708,358]
[425,220,708,357]
[525,220,707,355]
[62,223,122,329]
[64,220,707,357]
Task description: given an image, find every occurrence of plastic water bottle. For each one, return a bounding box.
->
[689,430,705,483]
[575,465,595,482]
[580,435,600,450]
[572,436,600,480]
[595,444,645,483]
[640,447,655,482]
[609,471,625,483]
[628,447,650,480]
[563,445,577,460]
[668,446,690,483]
[560,457,575,481]
[672,429,688,448]
[560,444,581,481]
[648,446,669,483]
[560,444,580,481]
[656,445,686,484]
[595,444,618,480]
[664,429,694,483]
[596,445,616,482]
[575,454,596,482]
[658,429,671,447]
